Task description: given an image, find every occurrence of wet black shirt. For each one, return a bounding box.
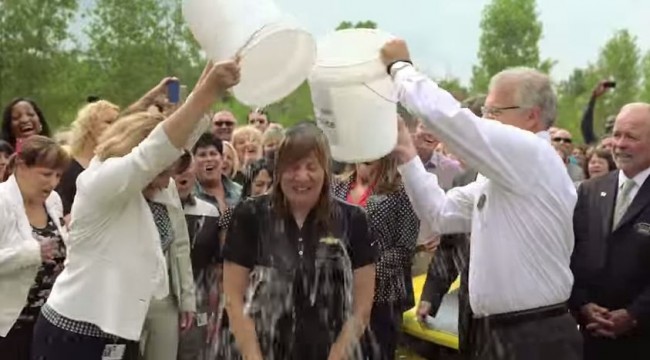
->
[222,194,377,359]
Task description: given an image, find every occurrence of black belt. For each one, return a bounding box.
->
[474,303,568,327]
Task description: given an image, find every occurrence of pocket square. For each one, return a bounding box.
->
[634,222,650,236]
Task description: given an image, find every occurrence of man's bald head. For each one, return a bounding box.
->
[612,102,650,178]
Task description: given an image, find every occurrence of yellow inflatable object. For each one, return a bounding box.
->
[401,275,460,350]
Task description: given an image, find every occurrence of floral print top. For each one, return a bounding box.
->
[16,215,66,325]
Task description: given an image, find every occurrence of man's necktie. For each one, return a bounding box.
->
[613,178,636,228]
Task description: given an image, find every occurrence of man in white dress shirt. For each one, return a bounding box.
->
[381,39,582,359]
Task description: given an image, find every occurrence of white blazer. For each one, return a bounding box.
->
[47,121,207,341]
[0,176,67,336]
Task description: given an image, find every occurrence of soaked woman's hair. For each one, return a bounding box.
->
[242,157,274,198]
[1,98,51,147]
[272,121,332,224]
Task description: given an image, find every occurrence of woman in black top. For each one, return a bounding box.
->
[222,122,377,360]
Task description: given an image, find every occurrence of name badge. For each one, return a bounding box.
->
[102,344,126,360]
[196,312,209,327]
[634,222,650,236]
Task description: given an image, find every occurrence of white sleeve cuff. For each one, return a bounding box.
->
[397,155,427,177]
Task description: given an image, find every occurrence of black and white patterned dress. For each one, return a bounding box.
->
[17,216,66,326]
[332,175,420,309]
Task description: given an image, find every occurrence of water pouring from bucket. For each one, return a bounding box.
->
[183,0,316,107]
[309,29,398,163]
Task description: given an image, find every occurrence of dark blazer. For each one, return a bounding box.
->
[420,169,477,354]
[571,170,650,358]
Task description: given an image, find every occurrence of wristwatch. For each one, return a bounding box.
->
[387,60,413,77]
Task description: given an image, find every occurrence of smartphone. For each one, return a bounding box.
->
[603,81,616,89]
[167,79,181,104]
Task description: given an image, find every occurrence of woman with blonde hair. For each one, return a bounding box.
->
[0,136,70,360]
[221,141,240,180]
[231,125,263,169]
[31,60,241,360]
[55,100,120,217]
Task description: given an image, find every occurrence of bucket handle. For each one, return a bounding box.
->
[235,24,272,59]
[362,83,397,104]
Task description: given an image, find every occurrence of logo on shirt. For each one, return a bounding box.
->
[320,236,341,245]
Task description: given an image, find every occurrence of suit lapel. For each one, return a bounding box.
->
[614,174,650,233]
[600,171,619,238]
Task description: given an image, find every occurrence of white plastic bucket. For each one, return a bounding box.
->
[183,0,316,107]
[309,29,397,163]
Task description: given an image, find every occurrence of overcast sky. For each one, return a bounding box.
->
[272,0,650,84]
[75,0,650,84]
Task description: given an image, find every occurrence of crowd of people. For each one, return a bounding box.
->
[0,37,649,360]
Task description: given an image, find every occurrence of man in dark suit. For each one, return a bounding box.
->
[418,169,478,357]
[570,103,650,359]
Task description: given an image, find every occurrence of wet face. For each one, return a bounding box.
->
[248,112,269,133]
[10,101,42,140]
[280,152,325,210]
[587,154,610,179]
[91,108,119,143]
[143,167,174,199]
[194,145,223,184]
[612,105,650,178]
[552,129,573,157]
[221,145,235,177]
[173,161,196,199]
[250,169,272,197]
[211,112,236,142]
[16,163,63,203]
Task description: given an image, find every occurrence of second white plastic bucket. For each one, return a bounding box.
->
[183,0,316,107]
[309,29,397,163]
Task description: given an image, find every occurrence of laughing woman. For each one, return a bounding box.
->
[223,122,377,360]
[1,98,51,150]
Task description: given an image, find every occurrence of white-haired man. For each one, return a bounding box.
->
[382,39,582,359]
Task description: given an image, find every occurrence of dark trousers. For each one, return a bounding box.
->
[31,315,139,360]
[583,331,650,360]
[470,312,582,360]
[363,303,403,360]
[0,321,35,360]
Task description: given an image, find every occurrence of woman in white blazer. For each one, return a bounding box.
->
[0,136,70,360]
[30,59,241,360]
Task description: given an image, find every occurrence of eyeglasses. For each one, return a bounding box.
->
[553,137,572,144]
[214,121,234,127]
[480,105,521,117]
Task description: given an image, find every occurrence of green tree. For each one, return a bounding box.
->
[335,20,377,30]
[84,0,202,109]
[555,66,600,139]
[594,29,641,119]
[0,0,79,129]
[470,0,552,92]
[639,51,650,102]
[437,77,469,101]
